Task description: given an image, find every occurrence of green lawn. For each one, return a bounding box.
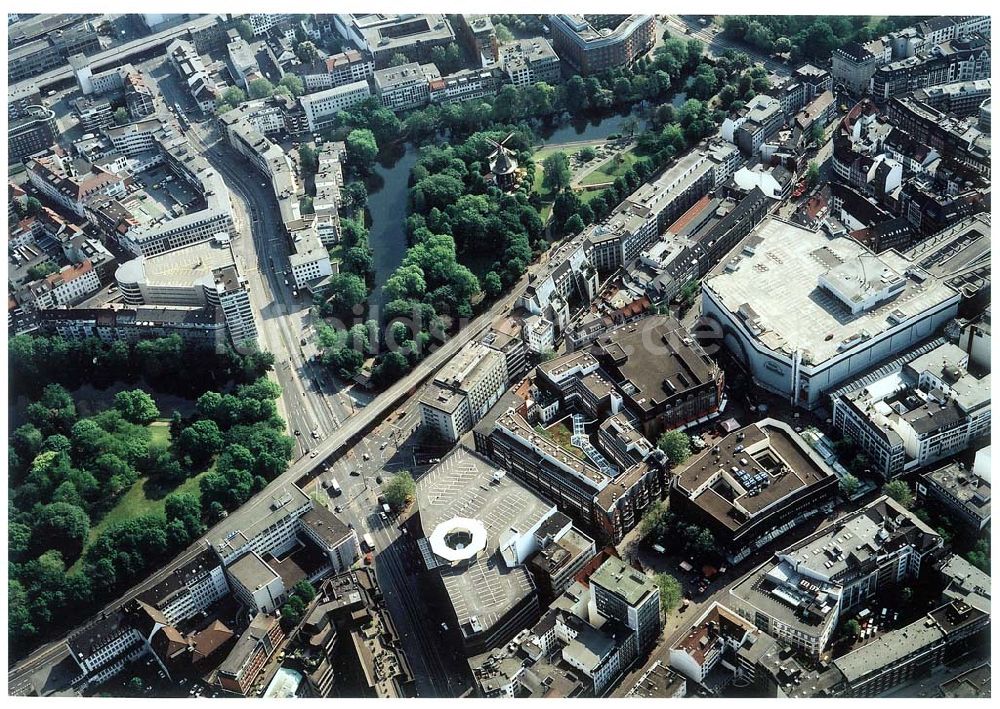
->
[578,189,608,205]
[149,420,170,448]
[535,421,577,456]
[579,149,640,186]
[529,142,640,226]
[530,141,612,218]
[531,151,564,202]
[83,469,210,545]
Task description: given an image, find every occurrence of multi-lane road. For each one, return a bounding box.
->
[147,60,349,455]
[311,395,473,697]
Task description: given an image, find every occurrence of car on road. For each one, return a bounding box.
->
[440,622,449,632]
[311,428,320,439]
[294,429,301,436]
[362,453,370,461]
[310,450,318,458]
[380,441,388,450]
[334,505,342,513]
[375,475,383,485]
[350,470,360,476]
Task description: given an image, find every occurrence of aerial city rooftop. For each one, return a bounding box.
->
[6,11,991,702]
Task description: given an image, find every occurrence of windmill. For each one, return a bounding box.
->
[487,132,518,191]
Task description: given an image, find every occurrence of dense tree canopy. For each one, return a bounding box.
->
[883,480,914,508]
[31,502,90,559]
[8,334,284,657]
[346,128,379,167]
[114,390,159,425]
[654,573,684,613]
[383,472,416,509]
[721,15,923,62]
[542,152,571,193]
[657,430,692,466]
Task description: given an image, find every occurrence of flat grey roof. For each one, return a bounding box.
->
[729,496,940,636]
[419,381,466,414]
[134,240,236,287]
[783,496,938,580]
[590,555,656,607]
[357,14,454,51]
[593,314,718,415]
[925,461,991,520]
[227,551,279,591]
[433,342,502,392]
[834,618,944,683]
[704,217,963,364]
[299,506,352,547]
[623,660,686,698]
[938,553,991,611]
[418,447,552,637]
[210,485,311,559]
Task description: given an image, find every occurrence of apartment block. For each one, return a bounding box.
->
[831,341,990,479]
[727,496,942,659]
[916,458,991,534]
[548,14,654,74]
[294,49,374,93]
[299,80,371,132]
[8,105,56,164]
[372,62,440,112]
[420,341,508,443]
[216,613,284,696]
[499,37,561,87]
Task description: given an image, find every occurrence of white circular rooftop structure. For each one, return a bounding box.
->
[428,517,487,565]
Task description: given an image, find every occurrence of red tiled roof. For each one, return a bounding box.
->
[46,259,93,286]
[666,194,712,234]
